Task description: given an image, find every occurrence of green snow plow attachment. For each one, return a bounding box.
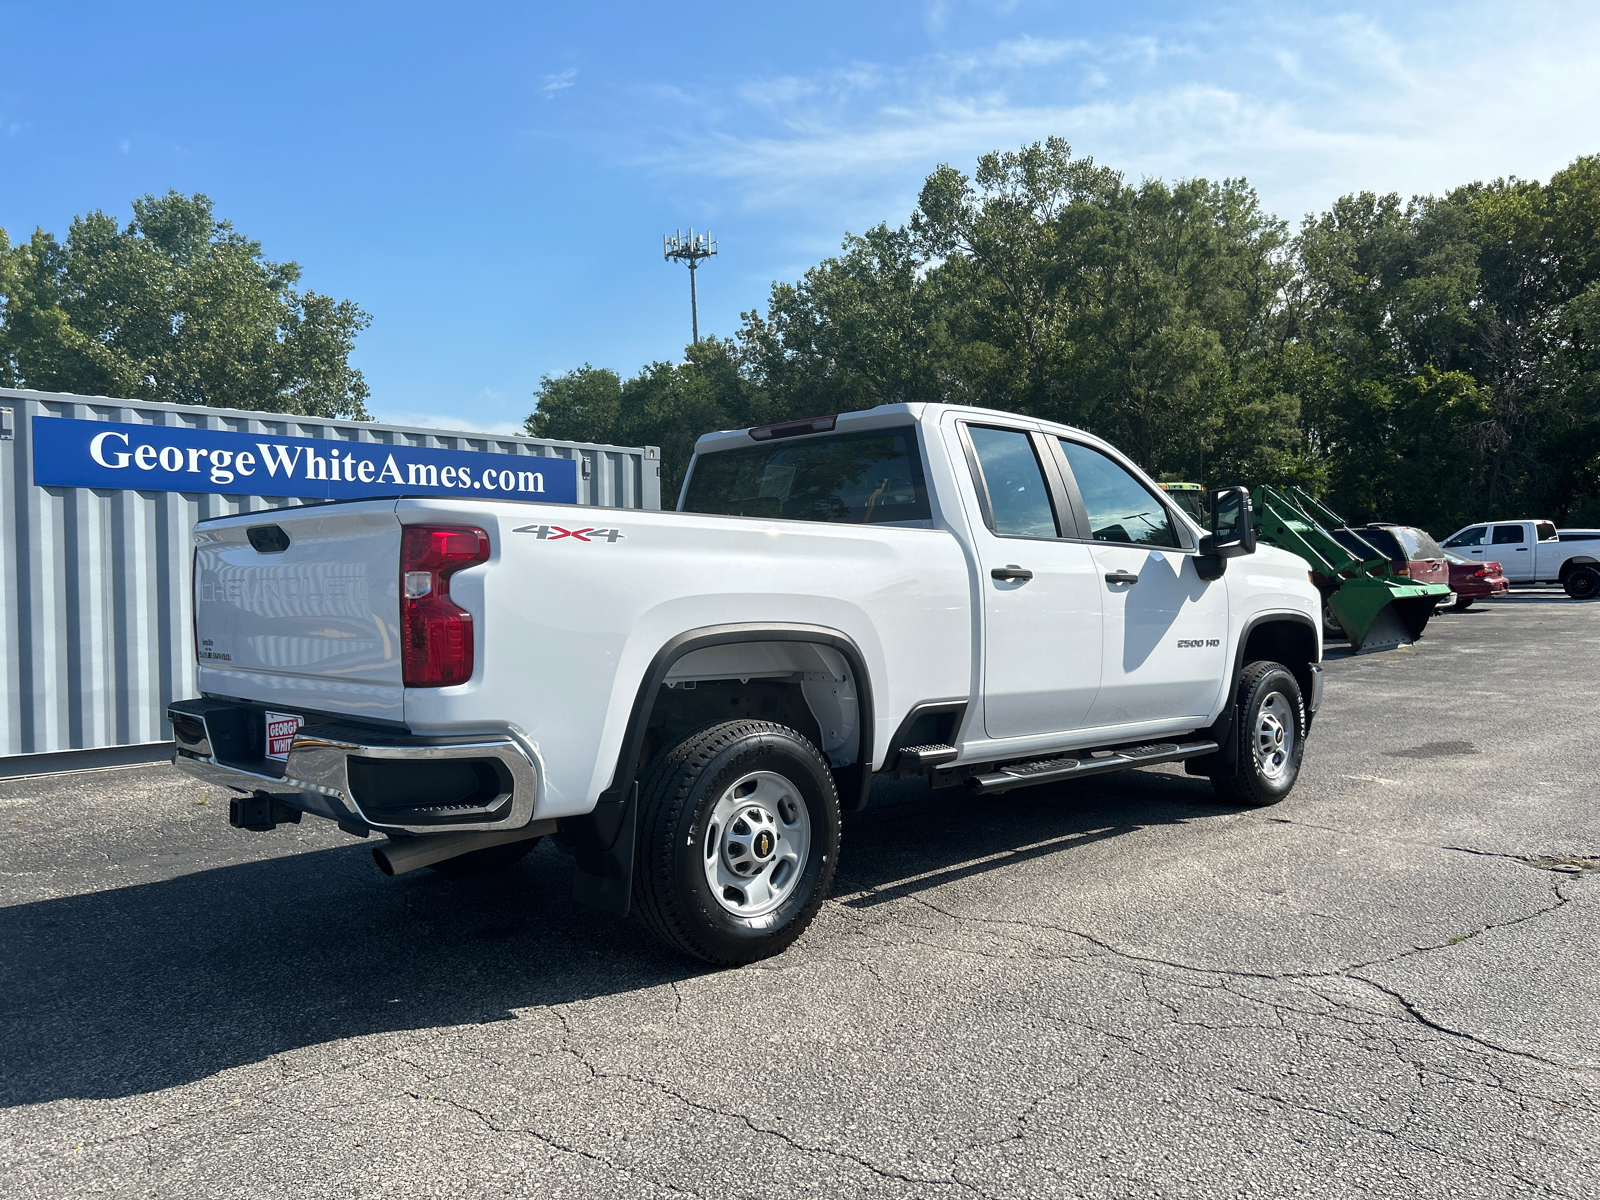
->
[1251,486,1452,652]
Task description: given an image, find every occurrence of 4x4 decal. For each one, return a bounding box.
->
[512,524,626,543]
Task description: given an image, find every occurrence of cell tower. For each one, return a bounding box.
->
[663,228,717,343]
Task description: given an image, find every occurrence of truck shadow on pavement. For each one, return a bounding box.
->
[0,769,1239,1106]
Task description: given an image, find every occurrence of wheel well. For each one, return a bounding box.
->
[1241,619,1317,703]
[1559,557,1598,580]
[636,640,861,781]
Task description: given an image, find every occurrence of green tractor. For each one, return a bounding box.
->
[1251,486,1452,652]
[1157,482,1207,524]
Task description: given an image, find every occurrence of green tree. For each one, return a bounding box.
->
[527,339,777,498]
[0,191,370,417]
[530,143,1600,532]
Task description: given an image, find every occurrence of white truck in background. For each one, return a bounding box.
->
[171,403,1325,965]
[1441,519,1600,599]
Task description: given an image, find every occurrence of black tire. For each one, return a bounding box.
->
[1321,603,1345,640]
[1564,566,1600,600]
[1210,661,1306,807]
[427,838,539,878]
[1452,595,1474,612]
[634,720,841,966]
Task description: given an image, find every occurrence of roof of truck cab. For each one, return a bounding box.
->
[690,402,1103,455]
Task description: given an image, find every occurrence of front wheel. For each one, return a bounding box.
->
[1211,661,1306,807]
[634,720,841,966]
[1564,566,1600,600]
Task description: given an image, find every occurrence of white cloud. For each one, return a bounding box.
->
[640,1,1600,225]
[541,68,578,98]
[368,408,526,437]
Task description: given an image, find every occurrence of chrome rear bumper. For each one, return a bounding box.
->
[168,698,539,835]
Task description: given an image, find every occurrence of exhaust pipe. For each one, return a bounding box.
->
[372,820,558,876]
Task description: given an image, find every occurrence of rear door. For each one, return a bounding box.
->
[1053,437,1229,727]
[1491,522,1533,581]
[1533,522,1561,580]
[946,416,1103,739]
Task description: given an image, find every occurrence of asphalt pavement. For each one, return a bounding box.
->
[3,588,1597,1198]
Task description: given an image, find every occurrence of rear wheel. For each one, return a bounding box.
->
[634,720,841,966]
[1564,566,1600,600]
[1452,595,1474,612]
[1211,661,1306,807]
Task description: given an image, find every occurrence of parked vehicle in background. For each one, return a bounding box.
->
[1158,482,1207,524]
[1441,550,1510,610]
[1442,520,1600,598]
[1333,525,1451,598]
[167,402,1325,966]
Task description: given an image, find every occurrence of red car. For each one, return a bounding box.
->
[1441,549,1510,609]
[1333,524,1452,591]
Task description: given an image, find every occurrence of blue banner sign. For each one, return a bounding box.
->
[31,416,578,504]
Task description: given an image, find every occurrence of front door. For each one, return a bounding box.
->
[1054,438,1230,727]
[952,420,1104,739]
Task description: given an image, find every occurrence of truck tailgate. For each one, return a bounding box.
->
[193,504,404,721]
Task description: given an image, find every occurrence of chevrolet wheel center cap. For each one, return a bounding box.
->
[753,830,775,859]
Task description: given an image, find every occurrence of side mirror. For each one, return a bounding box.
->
[1195,486,1255,580]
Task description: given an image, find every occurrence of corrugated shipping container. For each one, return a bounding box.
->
[0,387,661,774]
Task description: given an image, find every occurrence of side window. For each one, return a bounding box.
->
[1492,524,1526,545]
[1445,526,1486,547]
[966,426,1059,537]
[1535,522,1558,541]
[1058,440,1179,549]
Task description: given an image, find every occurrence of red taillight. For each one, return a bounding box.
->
[1474,567,1489,577]
[401,525,489,687]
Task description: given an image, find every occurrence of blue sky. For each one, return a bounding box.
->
[3,1,1599,434]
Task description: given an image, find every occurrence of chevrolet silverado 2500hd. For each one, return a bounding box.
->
[170,403,1324,964]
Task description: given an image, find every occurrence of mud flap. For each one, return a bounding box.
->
[1184,706,1240,779]
[570,782,638,918]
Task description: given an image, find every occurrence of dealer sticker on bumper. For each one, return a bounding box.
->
[265,711,304,761]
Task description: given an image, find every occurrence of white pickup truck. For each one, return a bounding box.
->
[170,403,1325,964]
[1440,519,1600,599]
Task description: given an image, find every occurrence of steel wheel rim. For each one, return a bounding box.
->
[1254,691,1296,781]
[703,770,812,918]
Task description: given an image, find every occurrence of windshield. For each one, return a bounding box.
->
[681,426,931,524]
[1389,526,1447,558]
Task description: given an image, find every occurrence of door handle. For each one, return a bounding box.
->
[1104,571,1140,585]
[991,565,1033,582]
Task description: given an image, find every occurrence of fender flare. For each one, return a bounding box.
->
[570,622,876,916]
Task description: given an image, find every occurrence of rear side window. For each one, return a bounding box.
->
[1058,439,1179,548]
[1446,526,1486,547]
[1536,522,1558,541]
[682,427,930,524]
[1492,524,1526,544]
[966,426,1059,537]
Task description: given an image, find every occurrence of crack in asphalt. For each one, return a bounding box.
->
[852,877,1590,1074]
[546,1034,993,1198]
